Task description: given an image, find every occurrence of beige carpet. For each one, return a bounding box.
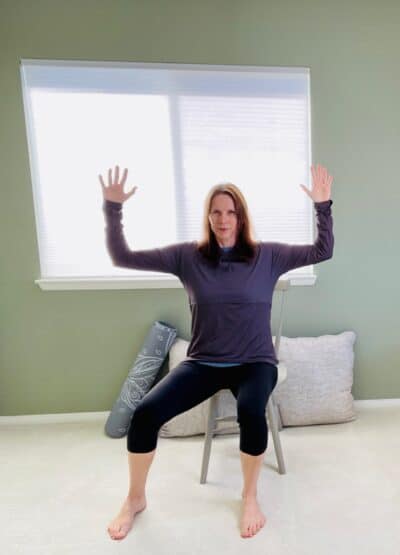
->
[1,401,399,555]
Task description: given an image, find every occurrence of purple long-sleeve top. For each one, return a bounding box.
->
[103,199,334,366]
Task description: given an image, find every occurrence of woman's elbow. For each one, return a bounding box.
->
[315,245,334,262]
[322,247,334,261]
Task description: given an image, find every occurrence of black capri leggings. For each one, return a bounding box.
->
[127,360,278,456]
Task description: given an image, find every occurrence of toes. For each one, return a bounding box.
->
[240,516,266,538]
[108,526,124,541]
[241,519,265,537]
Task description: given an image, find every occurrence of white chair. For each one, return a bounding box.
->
[200,279,290,483]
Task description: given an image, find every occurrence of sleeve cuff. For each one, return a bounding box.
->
[314,199,333,209]
[103,199,123,211]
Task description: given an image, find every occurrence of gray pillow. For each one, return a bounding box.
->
[273,331,357,426]
[105,320,177,438]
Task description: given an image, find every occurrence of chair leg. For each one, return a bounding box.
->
[200,394,218,484]
[267,397,286,475]
[271,393,283,431]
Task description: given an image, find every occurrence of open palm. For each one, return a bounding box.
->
[300,164,333,202]
[99,165,138,203]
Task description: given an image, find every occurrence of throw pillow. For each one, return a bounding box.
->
[273,330,357,426]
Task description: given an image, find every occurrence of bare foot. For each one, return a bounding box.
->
[107,495,147,540]
[240,496,266,538]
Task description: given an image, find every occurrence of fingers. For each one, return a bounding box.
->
[125,185,138,200]
[311,164,333,186]
[311,165,317,184]
[102,165,129,188]
[120,167,128,187]
[98,174,106,190]
[316,164,323,183]
[299,184,312,199]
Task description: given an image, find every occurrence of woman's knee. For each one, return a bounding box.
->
[236,401,266,424]
[127,399,162,453]
[131,397,160,428]
[238,415,269,455]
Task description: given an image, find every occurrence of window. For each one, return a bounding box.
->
[20,59,313,290]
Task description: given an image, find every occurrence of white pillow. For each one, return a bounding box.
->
[159,338,239,437]
[273,331,357,426]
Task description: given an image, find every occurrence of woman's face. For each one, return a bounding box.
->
[208,193,239,248]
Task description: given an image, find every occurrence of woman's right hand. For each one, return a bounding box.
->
[99,165,138,204]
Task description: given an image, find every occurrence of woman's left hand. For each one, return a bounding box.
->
[300,164,333,202]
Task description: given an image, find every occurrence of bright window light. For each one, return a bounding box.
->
[20,60,312,286]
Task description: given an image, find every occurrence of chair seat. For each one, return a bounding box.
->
[276,362,287,384]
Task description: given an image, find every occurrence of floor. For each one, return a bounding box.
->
[1,401,399,555]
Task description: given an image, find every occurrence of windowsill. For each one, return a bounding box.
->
[35,273,317,290]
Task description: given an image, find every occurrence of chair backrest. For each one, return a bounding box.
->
[273,279,290,358]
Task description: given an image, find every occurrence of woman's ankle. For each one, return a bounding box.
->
[127,491,146,501]
[241,491,258,500]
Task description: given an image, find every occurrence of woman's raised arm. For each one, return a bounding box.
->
[270,164,335,278]
[100,165,182,276]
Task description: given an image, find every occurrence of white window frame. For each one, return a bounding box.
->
[20,58,316,290]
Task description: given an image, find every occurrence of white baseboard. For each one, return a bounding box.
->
[0,399,399,425]
[0,411,109,425]
[353,398,400,407]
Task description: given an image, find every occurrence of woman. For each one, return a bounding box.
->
[99,164,334,540]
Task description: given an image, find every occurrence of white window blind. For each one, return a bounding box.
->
[20,60,313,289]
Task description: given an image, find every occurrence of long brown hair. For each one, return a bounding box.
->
[197,183,259,265]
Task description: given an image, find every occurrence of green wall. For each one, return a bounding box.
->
[1,0,399,416]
